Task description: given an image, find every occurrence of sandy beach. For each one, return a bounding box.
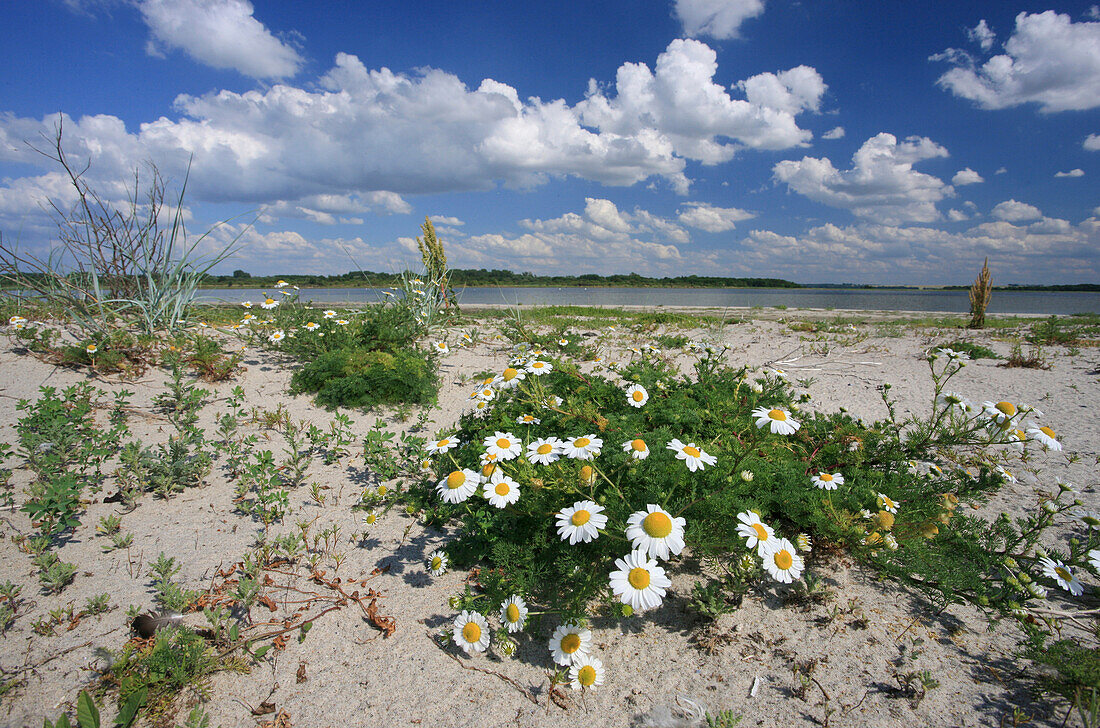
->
[0,310,1096,728]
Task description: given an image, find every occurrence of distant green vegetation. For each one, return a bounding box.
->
[199,269,801,289]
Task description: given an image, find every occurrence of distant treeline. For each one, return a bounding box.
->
[200,269,803,289]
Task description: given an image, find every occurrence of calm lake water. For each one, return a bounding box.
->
[197,287,1100,315]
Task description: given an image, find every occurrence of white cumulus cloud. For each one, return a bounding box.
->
[772,133,952,224]
[1085,133,1100,150]
[674,0,765,40]
[934,11,1100,112]
[952,168,983,185]
[991,199,1042,221]
[822,126,845,140]
[677,202,754,232]
[968,19,996,51]
[578,39,824,166]
[1055,168,1085,177]
[138,0,303,79]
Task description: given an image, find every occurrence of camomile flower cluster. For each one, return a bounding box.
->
[736,511,805,583]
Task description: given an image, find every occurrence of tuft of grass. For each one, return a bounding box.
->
[1000,344,1050,370]
[942,339,998,359]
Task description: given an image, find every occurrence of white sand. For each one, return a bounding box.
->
[0,313,1096,727]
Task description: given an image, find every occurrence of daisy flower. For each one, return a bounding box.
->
[241,313,256,322]
[562,435,602,460]
[1039,556,1083,596]
[527,437,563,465]
[625,505,686,561]
[433,341,449,354]
[622,438,650,460]
[363,511,378,525]
[335,319,349,326]
[323,309,336,318]
[569,656,605,691]
[877,493,900,514]
[1074,510,1100,529]
[452,610,489,654]
[549,623,591,666]
[741,470,754,482]
[275,280,288,288]
[556,501,607,544]
[495,366,526,389]
[516,414,541,425]
[558,338,569,346]
[1027,424,1062,451]
[796,534,812,553]
[526,360,552,376]
[770,367,788,379]
[483,432,522,461]
[983,400,1020,425]
[1089,549,1100,572]
[936,391,969,412]
[419,459,434,473]
[736,511,776,556]
[543,395,564,410]
[241,301,252,309]
[811,472,844,490]
[471,386,496,402]
[426,436,459,455]
[752,406,800,435]
[483,474,521,508]
[499,596,529,633]
[86,344,98,354]
[427,550,449,576]
[470,400,491,415]
[666,439,716,472]
[609,549,672,612]
[760,538,804,583]
[436,469,480,504]
[268,330,286,343]
[260,297,279,310]
[625,384,649,407]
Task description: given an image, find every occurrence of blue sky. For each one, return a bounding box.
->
[1,1,1099,284]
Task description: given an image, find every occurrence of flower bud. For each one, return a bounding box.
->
[740,470,754,482]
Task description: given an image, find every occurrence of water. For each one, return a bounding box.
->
[197,287,1100,315]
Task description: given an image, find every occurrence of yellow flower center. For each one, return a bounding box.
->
[431,557,442,570]
[631,439,647,452]
[577,665,597,686]
[505,604,520,623]
[575,437,590,448]
[1039,426,1056,438]
[560,633,581,654]
[996,401,1016,416]
[820,473,833,482]
[751,524,769,541]
[494,482,510,496]
[265,299,275,305]
[537,443,553,455]
[481,463,496,477]
[769,408,787,421]
[774,549,793,570]
[632,390,645,402]
[503,368,518,380]
[446,471,466,489]
[571,510,591,526]
[365,514,376,524]
[1055,566,1073,582]
[496,438,511,449]
[628,567,651,590]
[533,362,544,369]
[643,512,673,538]
[462,622,481,643]
[579,465,595,484]
[377,485,387,496]
[683,446,701,458]
[437,439,449,447]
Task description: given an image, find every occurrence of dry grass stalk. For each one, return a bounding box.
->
[968,258,992,329]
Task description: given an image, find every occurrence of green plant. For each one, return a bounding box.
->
[290,346,438,409]
[0,124,247,337]
[942,339,997,359]
[35,552,77,594]
[1001,344,1050,370]
[149,553,200,612]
